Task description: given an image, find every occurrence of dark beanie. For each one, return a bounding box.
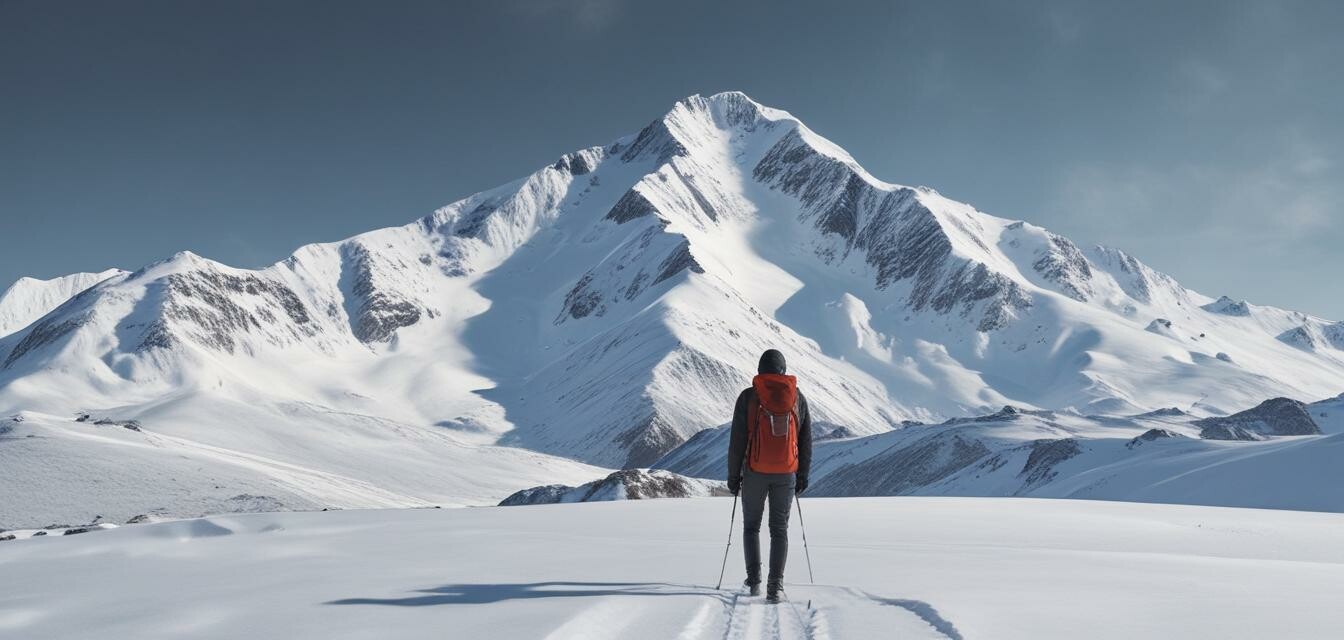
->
[758,349,787,374]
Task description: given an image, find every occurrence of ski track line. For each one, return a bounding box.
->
[719,587,748,640]
[781,592,822,640]
[742,600,769,640]
[738,584,955,640]
[720,587,820,640]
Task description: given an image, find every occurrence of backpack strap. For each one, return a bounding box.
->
[744,393,757,469]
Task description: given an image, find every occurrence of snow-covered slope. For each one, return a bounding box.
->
[2,92,1342,522]
[657,396,1344,513]
[0,409,605,528]
[4,499,1344,639]
[0,269,124,338]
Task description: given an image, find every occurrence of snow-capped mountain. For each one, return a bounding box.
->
[2,92,1342,524]
[0,269,125,338]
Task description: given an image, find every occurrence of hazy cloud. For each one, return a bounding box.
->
[1053,126,1339,246]
[1171,58,1230,111]
[1045,8,1083,43]
[507,0,622,33]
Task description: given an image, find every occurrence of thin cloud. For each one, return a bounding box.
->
[507,0,622,33]
[1052,126,1340,244]
[1170,58,1230,111]
[1045,8,1083,43]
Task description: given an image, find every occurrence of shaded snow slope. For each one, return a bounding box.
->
[3,499,1344,639]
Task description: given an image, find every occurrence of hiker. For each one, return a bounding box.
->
[726,348,813,603]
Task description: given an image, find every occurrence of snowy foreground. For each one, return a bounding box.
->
[4,498,1344,639]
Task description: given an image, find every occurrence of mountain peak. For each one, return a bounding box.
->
[5,95,1344,474]
[0,269,126,338]
[669,91,787,124]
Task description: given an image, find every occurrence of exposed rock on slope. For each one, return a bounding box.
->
[0,269,125,338]
[1196,398,1321,441]
[3,91,1344,488]
[499,469,726,506]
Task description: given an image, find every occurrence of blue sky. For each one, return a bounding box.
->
[2,0,1341,318]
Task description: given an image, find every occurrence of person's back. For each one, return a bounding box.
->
[726,348,813,603]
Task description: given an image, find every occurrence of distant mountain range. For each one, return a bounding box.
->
[3,92,1342,526]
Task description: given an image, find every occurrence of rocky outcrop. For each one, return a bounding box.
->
[1203,296,1251,317]
[1277,326,1317,351]
[3,313,92,368]
[1196,398,1321,441]
[605,188,658,224]
[499,469,727,506]
[810,432,992,496]
[1018,438,1082,488]
[341,242,421,343]
[1126,428,1183,449]
[132,266,317,354]
[1029,230,1094,302]
[754,129,1030,331]
[1132,407,1186,419]
[556,227,702,324]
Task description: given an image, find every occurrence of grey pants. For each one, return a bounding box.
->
[741,469,794,585]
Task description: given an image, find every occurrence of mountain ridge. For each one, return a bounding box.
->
[2,91,1341,489]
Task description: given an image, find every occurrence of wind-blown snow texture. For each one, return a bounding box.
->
[4,499,1344,640]
[2,92,1342,524]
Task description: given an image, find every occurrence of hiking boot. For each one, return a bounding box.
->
[765,580,782,604]
[743,580,761,597]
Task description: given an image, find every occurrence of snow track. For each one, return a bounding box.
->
[719,587,810,640]
[715,583,949,640]
[7,498,1344,639]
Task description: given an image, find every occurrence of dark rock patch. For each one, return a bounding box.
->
[605,188,658,224]
[341,242,422,343]
[4,313,93,369]
[652,240,704,285]
[811,432,992,496]
[1202,296,1251,317]
[1127,428,1183,449]
[1018,438,1082,488]
[1196,398,1320,441]
[1132,407,1186,419]
[499,469,725,506]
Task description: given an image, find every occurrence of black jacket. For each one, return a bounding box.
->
[727,386,813,486]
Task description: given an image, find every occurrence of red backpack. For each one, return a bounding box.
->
[747,373,800,474]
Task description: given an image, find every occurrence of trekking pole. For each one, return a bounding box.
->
[715,492,739,590]
[795,493,814,584]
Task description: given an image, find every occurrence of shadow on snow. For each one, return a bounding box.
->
[325,581,731,607]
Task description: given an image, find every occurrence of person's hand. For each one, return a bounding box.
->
[727,477,741,496]
[794,477,808,495]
